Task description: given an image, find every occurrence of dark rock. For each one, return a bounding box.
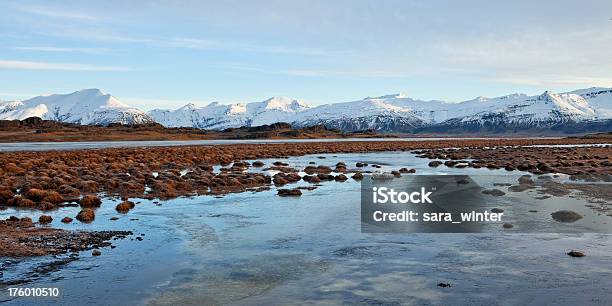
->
[76,208,95,223]
[115,200,135,213]
[482,189,505,196]
[303,165,318,174]
[79,195,102,208]
[317,165,332,174]
[444,161,458,167]
[518,175,535,185]
[277,188,302,197]
[567,251,585,257]
[551,210,583,223]
[273,176,289,186]
[303,175,321,183]
[61,217,73,223]
[38,215,53,224]
[428,161,443,167]
[24,188,47,201]
[37,201,56,210]
[317,173,335,181]
[537,162,553,172]
[508,185,530,192]
[335,174,348,181]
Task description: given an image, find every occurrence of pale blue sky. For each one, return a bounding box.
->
[1,0,611,109]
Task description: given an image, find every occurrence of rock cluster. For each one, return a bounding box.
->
[0,139,608,217]
[414,145,611,177]
[0,216,132,257]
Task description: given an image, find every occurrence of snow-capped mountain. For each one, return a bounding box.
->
[421,91,599,130]
[149,102,250,130]
[290,89,609,132]
[310,90,602,127]
[1,87,611,134]
[149,97,310,130]
[290,95,429,132]
[569,87,612,118]
[247,97,311,126]
[0,89,153,125]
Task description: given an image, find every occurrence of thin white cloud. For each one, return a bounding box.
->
[166,38,225,50]
[492,76,612,88]
[49,28,155,44]
[45,29,343,57]
[227,64,410,78]
[168,37,343,56]
[0,60,131,72]
[13,46,110,54]
[405,27,612,91]
[17,5,99,21]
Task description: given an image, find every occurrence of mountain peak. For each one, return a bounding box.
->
[264,96,292,102]
[259,96,310,111]
[73,88,106,97]
[79,88,103,93]
[365,93,407,100]
[538,90,559,101]
[179,102,196,110]
[226,103,246,114]
[2,89,152,125]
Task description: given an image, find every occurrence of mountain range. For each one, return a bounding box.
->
[0,89,152,126]
[1,87,611,134]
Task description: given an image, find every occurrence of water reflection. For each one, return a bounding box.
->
[1,151,611,305]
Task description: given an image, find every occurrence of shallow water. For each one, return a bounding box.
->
[1,151,611,305]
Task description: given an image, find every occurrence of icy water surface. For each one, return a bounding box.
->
[1,151,611,305]
[0,137,558,152]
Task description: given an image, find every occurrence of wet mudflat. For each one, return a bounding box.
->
[1,150,611,305]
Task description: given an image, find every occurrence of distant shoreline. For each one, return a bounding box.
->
[1,117,607,144]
